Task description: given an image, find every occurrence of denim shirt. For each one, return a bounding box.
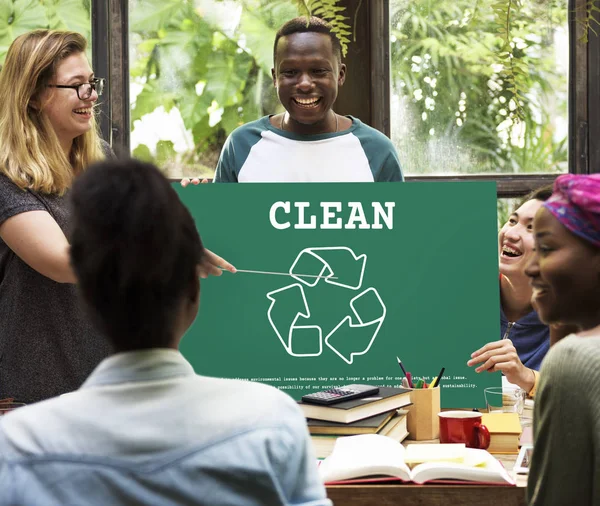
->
[0,350,331,506]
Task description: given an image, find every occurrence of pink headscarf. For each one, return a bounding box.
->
[543,174,600,248]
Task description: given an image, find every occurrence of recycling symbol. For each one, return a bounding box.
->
[266,247,386,364]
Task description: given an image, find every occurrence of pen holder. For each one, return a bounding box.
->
[407,386,441,441]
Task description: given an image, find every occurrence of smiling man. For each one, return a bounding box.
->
[212,16,403,183]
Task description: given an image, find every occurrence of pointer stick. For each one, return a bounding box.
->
[221,268,337,280]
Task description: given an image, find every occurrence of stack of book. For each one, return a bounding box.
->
[481,412,522,454]
[298,387,412,458]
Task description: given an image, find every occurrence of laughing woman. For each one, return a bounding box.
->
[0,31,233,404]
[467,187,557,395]
[0,30,112,404]
[525,174,600,506]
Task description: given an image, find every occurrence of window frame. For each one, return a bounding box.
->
[93,0,598,193]
[92,0,129,154]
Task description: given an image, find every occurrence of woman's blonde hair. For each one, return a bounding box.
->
[0,30,104,195]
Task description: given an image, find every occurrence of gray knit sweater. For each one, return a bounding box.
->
[0,142,114,403]
[0,175,113,403]
[527,333,600,505]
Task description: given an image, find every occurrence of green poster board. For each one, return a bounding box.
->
[173,182,501,408]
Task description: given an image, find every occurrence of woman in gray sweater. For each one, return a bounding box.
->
[525,174,600,506]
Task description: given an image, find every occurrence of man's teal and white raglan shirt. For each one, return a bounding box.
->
[213,116,403,182]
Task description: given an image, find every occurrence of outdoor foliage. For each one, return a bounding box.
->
[390,0,568,174]
[0,0,574,177]
[576,0,600,42]
[293,0,351,55]
[129,0,355,176]
[0,0,90,62]
[130,0,570,176]
[129,0,297,174]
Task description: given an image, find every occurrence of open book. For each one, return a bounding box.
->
[318,434,515,485]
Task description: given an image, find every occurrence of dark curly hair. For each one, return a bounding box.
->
[69,158,204,351]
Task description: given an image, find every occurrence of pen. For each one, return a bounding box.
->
[406,372,414,389]
[396,356,408,376]
[431,367,445,388]
[396,356,414,387]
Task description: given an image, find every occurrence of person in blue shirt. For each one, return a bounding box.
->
[183,16,403,184]
[0,159,331,506]
[468,186,561,396]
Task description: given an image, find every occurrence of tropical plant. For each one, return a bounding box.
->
[129,0,293,174]
[0,0,355,176]
[0,0,585,179]
[390,0,568,175]
[576,0,600,42]
[129,0,357,176]
[0,0,90,63]
[293,0,351,55]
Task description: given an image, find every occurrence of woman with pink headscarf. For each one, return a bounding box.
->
[525,174,600,506]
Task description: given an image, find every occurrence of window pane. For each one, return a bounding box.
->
[390,0,568,176]
[498,197,520,230]
[128,0,297,178]
[0,1,91,65]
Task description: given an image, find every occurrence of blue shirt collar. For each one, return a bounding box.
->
[82,349,195,388]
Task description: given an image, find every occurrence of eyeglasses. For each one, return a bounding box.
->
[46,77,105,100]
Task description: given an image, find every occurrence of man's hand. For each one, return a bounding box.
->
[181,177,209,187]
[467,339,535,392]
[199,248,236,279]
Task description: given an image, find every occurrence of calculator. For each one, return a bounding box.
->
[301,384,380,405]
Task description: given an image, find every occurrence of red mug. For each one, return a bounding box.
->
[438,411,490,449]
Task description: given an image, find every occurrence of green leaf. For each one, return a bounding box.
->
[45,0,90,38]
[0,0,50,65]
[132,143,154,162]
[177,91,213,132]
[0,0,48,46]
[204,48,252,107]
[155,140,176,166]
[220,104,243,135]
[239,10,280,75]
[131,81,176,123]
[191,115,213,150]
[130,0,184,33]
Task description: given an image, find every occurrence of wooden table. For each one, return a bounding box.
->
[326,447,526,506]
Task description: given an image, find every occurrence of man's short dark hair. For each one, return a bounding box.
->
[273,16,342,66]
[69,159,204,351]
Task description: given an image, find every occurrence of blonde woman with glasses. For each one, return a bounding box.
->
[0,30,112,405]
[0,31,235,405]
